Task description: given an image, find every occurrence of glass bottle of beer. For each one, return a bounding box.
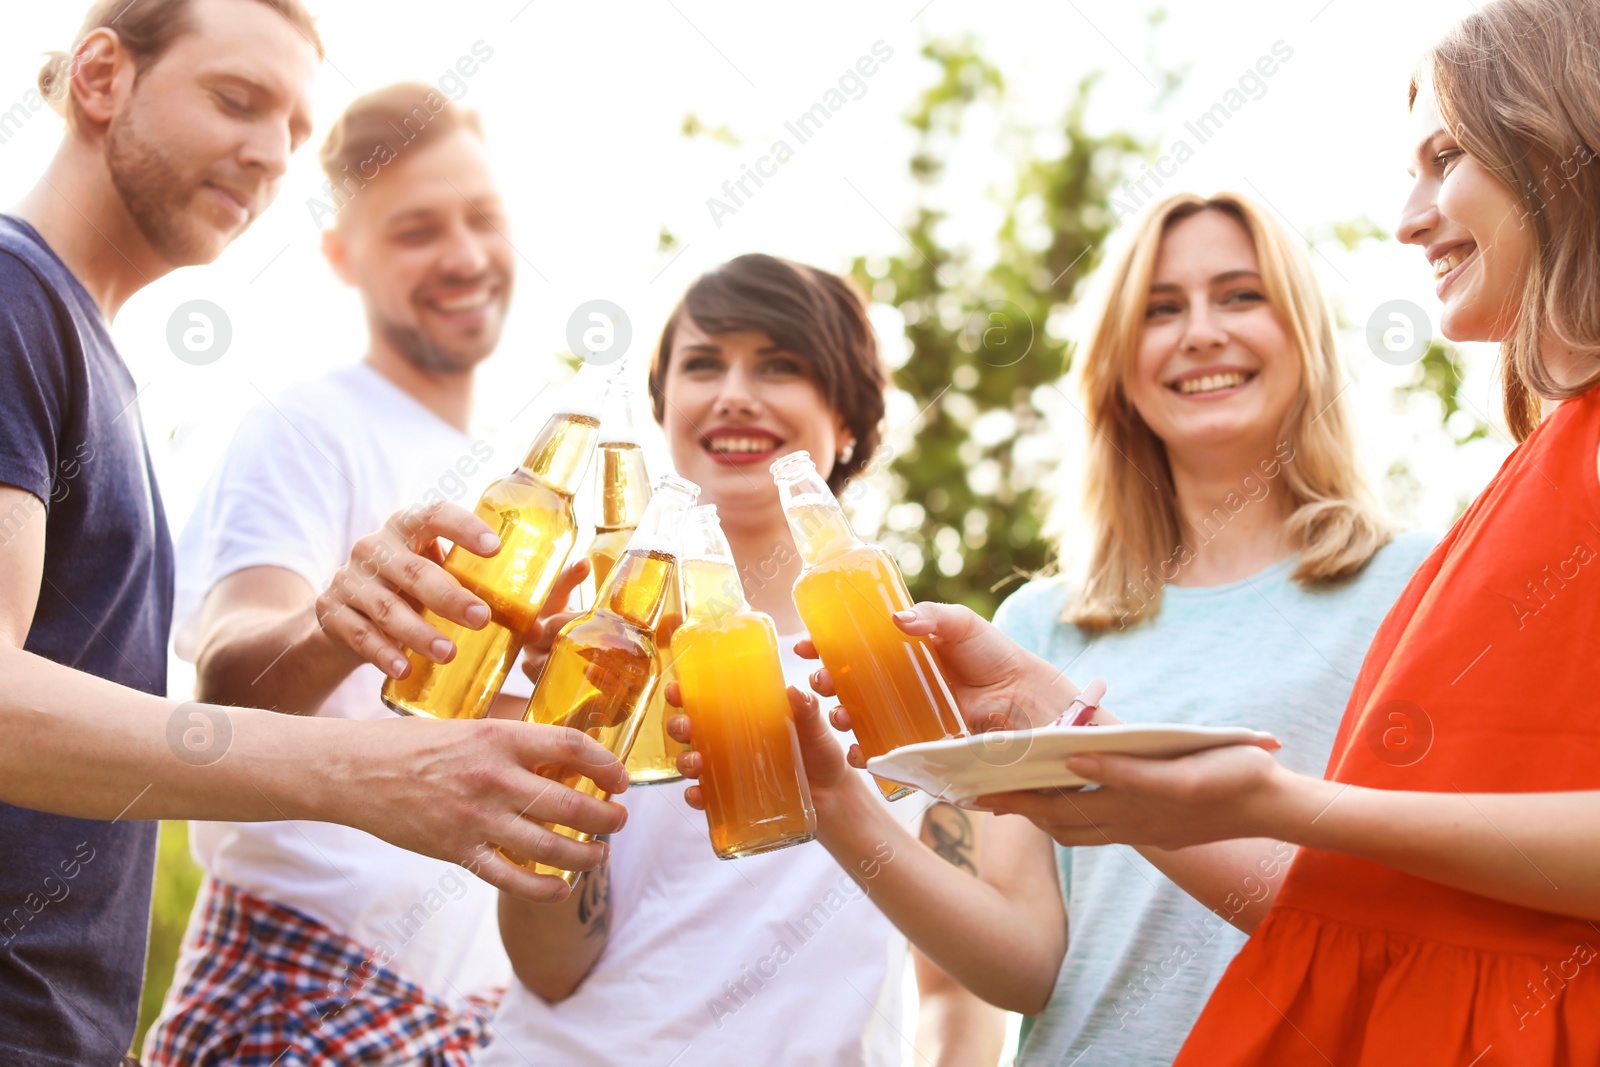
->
[674,505,816,858]
[772,450,968,800]
[584,391,689,785]
[517,474,700,884]
[381,366,608,721]
[586,387,650,590]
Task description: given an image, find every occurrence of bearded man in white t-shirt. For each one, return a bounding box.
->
[144,83,591,1066]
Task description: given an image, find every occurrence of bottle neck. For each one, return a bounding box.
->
[597,547,677,630]
[521,412,601,496]
[596,441,650,531]
[782,496,860,566]
[681,556,748,621]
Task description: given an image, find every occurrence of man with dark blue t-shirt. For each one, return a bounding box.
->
[0,3,628,1063]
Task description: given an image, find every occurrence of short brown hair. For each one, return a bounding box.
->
[1417,0,1600,441]
[40,0,323,119]
[317,83,484,204]
[648,254,888,492]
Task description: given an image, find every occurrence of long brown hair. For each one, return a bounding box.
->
[1063,192,1393,631]
[1417,0,1600,441]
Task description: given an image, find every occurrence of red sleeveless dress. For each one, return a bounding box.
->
[1175,387,1600,1066]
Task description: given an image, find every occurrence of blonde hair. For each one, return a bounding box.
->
[1418,0,1600,442]
[1063,192,1393,631]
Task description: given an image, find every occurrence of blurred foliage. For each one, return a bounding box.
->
[1401,339,1491,446]
[135,821,203,1055]
[850,38,1149,616]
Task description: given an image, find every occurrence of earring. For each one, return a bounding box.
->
[839,441,855,465]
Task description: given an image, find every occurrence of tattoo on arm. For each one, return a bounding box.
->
[922,803,978,875]
[575,842,611,940]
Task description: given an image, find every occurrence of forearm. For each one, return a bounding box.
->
[817,782,1061,1013]
[1277,772,1600,920]
[499,860,610,1001]
[1,642,340,822]
[196,604,363,713]
[913,948,1008,1066]
[1135,838,1296,934]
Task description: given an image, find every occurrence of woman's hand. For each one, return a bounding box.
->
[977,740,1292,851]
[666,683,867,824]
[795,602,1083,761]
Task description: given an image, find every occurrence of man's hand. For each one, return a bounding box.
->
[315,500,501,679]
[517,559,590,690]
[353,715,632,903]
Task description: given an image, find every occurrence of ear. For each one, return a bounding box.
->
[68,29,137,130]
[321,225,358,286]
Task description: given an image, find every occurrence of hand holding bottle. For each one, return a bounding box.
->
[796,601,1088,769]
[317,500,505,679]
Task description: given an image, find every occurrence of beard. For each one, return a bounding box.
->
[106,103,240,266]
[379,316,477,375]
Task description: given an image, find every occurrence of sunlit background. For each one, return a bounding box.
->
[1,0,1496,1059]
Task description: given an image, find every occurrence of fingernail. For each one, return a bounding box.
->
[478,532,501,555]
[466,602,490,628]
[388,657,409,679]
[431,638,454,662]
[892,609,916,623]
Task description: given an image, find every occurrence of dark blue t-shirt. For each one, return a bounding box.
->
[0,216,174,1065]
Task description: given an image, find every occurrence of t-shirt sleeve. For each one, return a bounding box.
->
[173,402,353,657]
[0,253,70,505]
[992,578,1068,656]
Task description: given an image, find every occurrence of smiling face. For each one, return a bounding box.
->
[658,313,851,519]
[323,127,514,374]
[1126,209,1302,464]
[105,0,317,266]
[1398,78,1533,343]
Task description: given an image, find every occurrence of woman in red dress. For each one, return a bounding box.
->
[860,0,1600,1062]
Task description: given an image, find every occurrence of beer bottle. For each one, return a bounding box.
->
[674,505,816,859]
[771,451,968,800]
[381,365,608,720]
[585,391,689,785]
[586,387,650,590]
[518,474,700,884]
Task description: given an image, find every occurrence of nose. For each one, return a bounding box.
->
[1397,176,1439,248]
[713,361,760,417]
[1179,299,1228,354]
[438,217,492,280]
[238,119,294,187]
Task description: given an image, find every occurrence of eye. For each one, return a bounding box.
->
[679,354,722,375]
[1433,148,1465,172]
[215,92,252,115]
[759,355,804,376]
[1222,288,1265,306]
[396,228,438,246]
[1145,300,1182,319]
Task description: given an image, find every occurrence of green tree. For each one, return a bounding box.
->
[851,38,1148,617]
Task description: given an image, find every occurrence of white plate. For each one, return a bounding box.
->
[866,723,1278,809]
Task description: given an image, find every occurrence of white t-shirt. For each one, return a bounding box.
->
[174,362,518,1002]
[480,636,921,1067]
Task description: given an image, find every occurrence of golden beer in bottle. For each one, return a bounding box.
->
[772,451,967,800]
[582,390,689,785]
[586,390,650,590]
[675,505,816,859]
[518,475,700,884]
[381,367,608,720]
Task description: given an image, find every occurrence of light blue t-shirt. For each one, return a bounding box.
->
[994,530,1437,1067]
